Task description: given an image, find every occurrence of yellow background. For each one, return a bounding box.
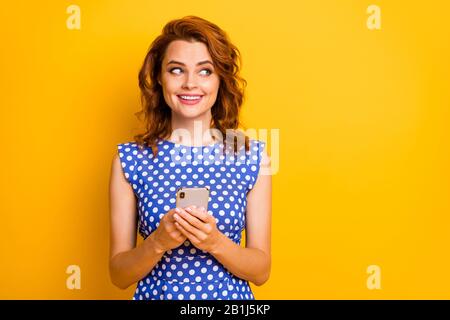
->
[1,0,449,299]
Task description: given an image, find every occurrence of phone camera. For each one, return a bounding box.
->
[180,192,185,199]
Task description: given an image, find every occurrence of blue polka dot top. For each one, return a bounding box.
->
[117,137,266,300]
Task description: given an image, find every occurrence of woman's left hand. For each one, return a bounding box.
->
[173,205,222,253]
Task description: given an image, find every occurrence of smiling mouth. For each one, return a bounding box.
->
[177,95,203,105]
[177,95,203,100]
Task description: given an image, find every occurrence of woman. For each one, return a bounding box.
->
[109,15,272,300]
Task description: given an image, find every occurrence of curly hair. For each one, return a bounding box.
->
[133,15,251,157]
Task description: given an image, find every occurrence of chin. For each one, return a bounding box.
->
[176,106,209,118]
[180,111,206,119]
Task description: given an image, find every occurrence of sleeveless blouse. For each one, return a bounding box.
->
[117,138,266,300]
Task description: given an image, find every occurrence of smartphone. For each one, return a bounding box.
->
[175,186,210,210]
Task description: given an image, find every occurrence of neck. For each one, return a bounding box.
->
[168,111,216,146]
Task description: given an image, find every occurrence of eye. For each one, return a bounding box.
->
[168,67,213,76]
[169,67,182,74]
[199,68,212,76]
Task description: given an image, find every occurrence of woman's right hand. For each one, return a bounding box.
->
[150,208,187,253]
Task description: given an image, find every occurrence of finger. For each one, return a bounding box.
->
[170,230,184,242]
[174,221,200,244]
[165,223,177,232]
[171,229,183,238]
[174,231,186,242]
[176,207,207,230]
[173,211,204,238]
[184,206,210,223]
[164,216,178,231]
[167,209,178,222]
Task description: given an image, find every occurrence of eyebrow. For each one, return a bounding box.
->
[167,60,214,67]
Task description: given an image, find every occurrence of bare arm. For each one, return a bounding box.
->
[109,153,173,289]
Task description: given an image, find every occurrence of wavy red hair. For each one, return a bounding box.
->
[134,15,251,157]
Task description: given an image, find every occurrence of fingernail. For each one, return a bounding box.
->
[199,207,205,212]
[186,207,192,212]
[175,208,181,213]
[174,213,179,219]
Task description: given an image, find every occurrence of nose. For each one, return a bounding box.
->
[182,72,197,89]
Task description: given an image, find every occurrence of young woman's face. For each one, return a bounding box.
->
[160,40,220,120]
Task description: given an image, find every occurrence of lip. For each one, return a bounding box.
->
[177,95,203,106]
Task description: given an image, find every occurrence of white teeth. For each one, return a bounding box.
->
[179,95,201,100]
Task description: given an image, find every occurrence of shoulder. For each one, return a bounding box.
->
[115,141,144,168]
[113,142,143,184]
[116,141,150,157]
[249,139,270,161]
[260,148,271,168]
[117,141,140,151]
[248,139,271,176]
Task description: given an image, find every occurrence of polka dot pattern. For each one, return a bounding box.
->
[117,138,265,300]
